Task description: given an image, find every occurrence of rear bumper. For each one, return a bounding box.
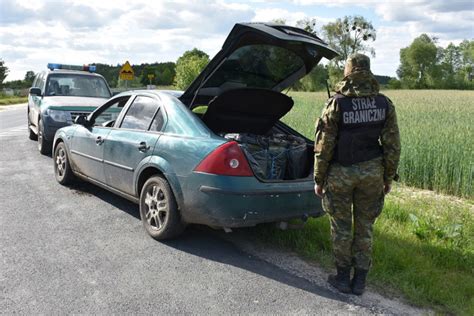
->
[199,185,314,196]
[180,173,323,228]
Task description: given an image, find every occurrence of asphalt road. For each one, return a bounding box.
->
[0,105,423,315]
[0,103,26,130]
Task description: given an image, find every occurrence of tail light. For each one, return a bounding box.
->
[194,141,253,177]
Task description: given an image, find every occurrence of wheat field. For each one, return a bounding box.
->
[284,90,473,198]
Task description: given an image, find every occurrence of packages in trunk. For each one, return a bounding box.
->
[225,133,308,180]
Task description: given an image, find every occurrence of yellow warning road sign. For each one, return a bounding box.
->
[119,61,134,81]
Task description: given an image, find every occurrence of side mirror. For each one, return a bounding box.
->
[74,114,92,127]
[29,87,42,96]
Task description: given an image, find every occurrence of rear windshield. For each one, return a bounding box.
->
[204,44,305,89]
[46,74,111,98]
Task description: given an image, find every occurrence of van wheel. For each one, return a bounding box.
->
[139,176,185,240]
[38,118,51,155]
[54,142,75,185]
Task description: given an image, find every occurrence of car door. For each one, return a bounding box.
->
[28,73,39,124]
[70,96,130,183]
[103,95,164,196]
[30,72,45,126]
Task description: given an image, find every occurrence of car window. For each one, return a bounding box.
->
[204,44,304,89]
[93,97,130,127]
[32,74,39,88]
[120,96,159,130]
[149,109,165,131]
[45,74,111,98]
[38,73,46,92]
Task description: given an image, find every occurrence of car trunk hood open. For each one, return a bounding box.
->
[202,88,293,134]
[180,22,339,109]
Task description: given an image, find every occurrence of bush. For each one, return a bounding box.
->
[174,48,210,90]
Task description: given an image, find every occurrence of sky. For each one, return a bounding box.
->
[0,0,473,81]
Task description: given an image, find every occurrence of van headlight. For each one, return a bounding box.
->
[46,109,69,122]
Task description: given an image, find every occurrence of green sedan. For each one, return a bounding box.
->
[52,23,339,240]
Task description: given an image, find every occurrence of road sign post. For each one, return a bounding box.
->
[119,61,134,89]
[147,74,155,85]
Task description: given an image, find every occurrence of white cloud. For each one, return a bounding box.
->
[292,0,371,6]
[252,7,333,26]
[370,25,415,77]
[291,0,473,76]
[0,0,472,80]
[0,0,254,80]
[292,0,473,40]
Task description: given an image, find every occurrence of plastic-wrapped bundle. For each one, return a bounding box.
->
[283,135,308,179]
[225,133,307,180]
[228,133,288,180]
[267,136,289,180]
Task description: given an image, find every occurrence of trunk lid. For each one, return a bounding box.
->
[180,22,339,108]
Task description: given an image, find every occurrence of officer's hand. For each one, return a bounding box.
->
[384,182,392,195]
[314,184,324,198]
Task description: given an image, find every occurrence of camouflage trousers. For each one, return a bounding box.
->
[322,157,385,270]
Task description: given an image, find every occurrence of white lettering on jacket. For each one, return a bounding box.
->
[343,97,386,124]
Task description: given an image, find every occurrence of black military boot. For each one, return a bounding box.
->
[351,268,369,295]
[327,266,352,294]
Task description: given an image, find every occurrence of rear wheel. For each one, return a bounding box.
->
[139,176,185,240]
[54,142,75,185]
[27,111,37,140]
[37,118,51,155]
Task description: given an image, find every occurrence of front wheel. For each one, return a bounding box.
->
[139,176,185,240]
[38,118,51,155]
[54,142,75,185]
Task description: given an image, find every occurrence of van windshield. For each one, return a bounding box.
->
[46,74,111,98]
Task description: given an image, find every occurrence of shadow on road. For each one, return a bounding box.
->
[68,180,352,305]
[164,228,350,303]
[68,181,140,220]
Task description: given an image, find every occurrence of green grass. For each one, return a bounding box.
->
[0,96,28,106]
[257,90,474,314]
[251,186,474,315]
[283,90,474,198]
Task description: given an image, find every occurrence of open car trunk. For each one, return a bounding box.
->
[201,88,314,182]
[224,129,314,182]
[180,22,337,182]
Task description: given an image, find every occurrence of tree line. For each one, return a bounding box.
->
[1,15,472,92]
[393,35,473,89]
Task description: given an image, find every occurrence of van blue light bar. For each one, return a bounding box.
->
[47,63,96,72]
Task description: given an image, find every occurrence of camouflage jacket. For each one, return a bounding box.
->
[314,70,401,184]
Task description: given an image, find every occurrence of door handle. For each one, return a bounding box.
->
[138,141,150,152]
[96,136,104,145]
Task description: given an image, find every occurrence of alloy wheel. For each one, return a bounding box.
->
[144,185,168,231]
[55,147,66,178]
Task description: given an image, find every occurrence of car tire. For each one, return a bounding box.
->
[37,118,51,155]
[139,175,185,240]
[54,142,75,185]
[27,111,37,141]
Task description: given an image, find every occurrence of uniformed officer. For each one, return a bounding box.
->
[314,53,401,295]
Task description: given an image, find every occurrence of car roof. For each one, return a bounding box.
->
[45,69,105,77]
[114,90,183,98]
